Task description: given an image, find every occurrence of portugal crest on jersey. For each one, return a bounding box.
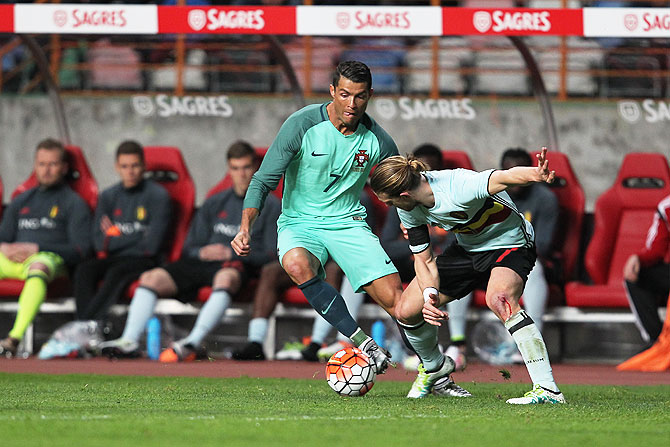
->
[354,150,369,168]
[49,206,59,218]
[136,206,146,221]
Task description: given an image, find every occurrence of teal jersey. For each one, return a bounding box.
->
[244,102,398,222]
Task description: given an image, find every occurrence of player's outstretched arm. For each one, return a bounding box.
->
[488,146,555,195]
[231,207,259,257]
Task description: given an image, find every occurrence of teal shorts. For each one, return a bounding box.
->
[277,218,397,292]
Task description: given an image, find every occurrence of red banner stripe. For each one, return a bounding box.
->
[443,8,583,36]
[0,5,14,33]
[157,6,296,35]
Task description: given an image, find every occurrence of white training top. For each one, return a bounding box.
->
[397,169,535,253]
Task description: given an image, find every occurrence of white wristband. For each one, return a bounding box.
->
[423,287,438,303]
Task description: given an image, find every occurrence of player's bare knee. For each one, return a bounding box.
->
[487,292,513,321]
[281,256,313,283]
[27,262,49,276]
[139,268,163,289]
[394,299,420,326]
[213,268,241,292]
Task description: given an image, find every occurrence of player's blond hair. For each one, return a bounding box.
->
[370,155,428,197]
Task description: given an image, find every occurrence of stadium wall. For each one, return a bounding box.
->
[1,94,668,208]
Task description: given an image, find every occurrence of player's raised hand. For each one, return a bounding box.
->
[536,147,556,184]
[231,230,251,257]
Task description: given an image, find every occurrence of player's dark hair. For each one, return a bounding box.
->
[116,140,145,163]
[412,143,444,170]
[35,138,66,162]
[227,140,257,163]
[370,155,428,198]
[332,60,372,90]
[501,147,532,168]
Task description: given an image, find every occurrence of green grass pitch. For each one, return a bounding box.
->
[1,372,669,447]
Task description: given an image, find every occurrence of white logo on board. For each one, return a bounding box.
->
[624,14,638,31]
[53,10,68,27]
[473,11,492,33]
[618,101,641,123]
[374,97,476,121]
[188,9,207,31]
[132,96,156,117]
[336,12,350,29]
[131,95,233,118]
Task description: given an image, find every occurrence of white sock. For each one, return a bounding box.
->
[399,320,443,372]
[504,310,559,392]
[248,317,269,344]
[447,292,472,342]
[122,287,158,342]
[311,314,332,345]
[522,261,549,333]
[183,289,231,347]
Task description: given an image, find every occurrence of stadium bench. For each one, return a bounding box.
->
[2,298,663,358]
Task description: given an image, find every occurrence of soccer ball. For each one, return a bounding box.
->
[325,347,376,396]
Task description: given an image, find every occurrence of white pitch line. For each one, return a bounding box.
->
[0,414,450,423]
[248,413,450,422]
[0,415,113,421]
[0,415,215,421]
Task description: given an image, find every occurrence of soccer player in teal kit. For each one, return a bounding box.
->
[233,62,469,396]
[232,60,398,373]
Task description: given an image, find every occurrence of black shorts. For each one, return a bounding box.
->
[436,242,536,300]
[164,258,248,302]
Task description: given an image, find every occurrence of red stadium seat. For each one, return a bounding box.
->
[0,145,98,299]
[442,150,475,170]
[565,153,670,308]
[11,145,98,211]
[528,150,586,285]
[143,146,196,263]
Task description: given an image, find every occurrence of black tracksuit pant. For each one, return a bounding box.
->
[625,262,670,344]
[74,256,158,320]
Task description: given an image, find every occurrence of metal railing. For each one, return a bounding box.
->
[1,1,670,99]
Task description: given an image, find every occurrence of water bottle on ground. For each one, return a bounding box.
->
[371,320,386,349]
[146,317,161,361]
